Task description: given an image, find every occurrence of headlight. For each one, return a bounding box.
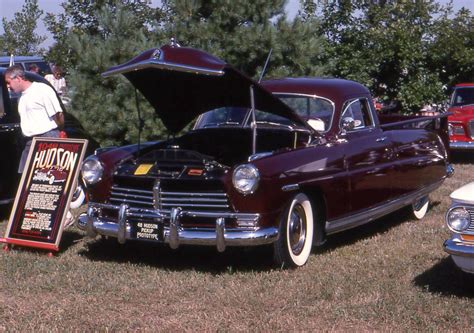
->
[450,123,465,136]
[81,155,104,185]
[232,164,260,195]
[446,207,471,232]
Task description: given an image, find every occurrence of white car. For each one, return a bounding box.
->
[444,182,474,273]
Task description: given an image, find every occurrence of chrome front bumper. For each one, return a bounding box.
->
[443,238,474,273]
[449,141,474,150]
[78,202,278,252]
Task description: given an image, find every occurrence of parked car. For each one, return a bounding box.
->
[0,67,99,205]
[444,182,474,274]
[0,55,52,76]
[78,44,452,268]
[447,83,474,151]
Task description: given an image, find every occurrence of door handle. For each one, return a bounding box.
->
[0,123,19,132]
[376,136,387,142]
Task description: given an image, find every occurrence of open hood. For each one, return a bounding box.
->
[102,44,308,133]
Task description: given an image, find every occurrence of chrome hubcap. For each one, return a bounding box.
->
[413,196,428,211]
[289,204,306,255]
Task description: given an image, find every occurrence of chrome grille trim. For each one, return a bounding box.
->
[109,183,231,211]
[468,209,474,233]
[469,120,474,139]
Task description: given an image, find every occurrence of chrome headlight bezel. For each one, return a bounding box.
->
[446,206,471,233]
[81,155,104,185]
[232,164,260,195]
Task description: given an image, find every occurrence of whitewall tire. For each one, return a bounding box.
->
[412,196,429,220]
[274,193,314,268]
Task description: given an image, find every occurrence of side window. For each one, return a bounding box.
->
[341,98,374,130]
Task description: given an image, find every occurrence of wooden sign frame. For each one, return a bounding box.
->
[3,137,88,251]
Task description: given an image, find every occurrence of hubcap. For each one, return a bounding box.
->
[289,204,307,255]
[413,196,428,211]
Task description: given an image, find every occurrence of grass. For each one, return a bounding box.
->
[1,154,474,331]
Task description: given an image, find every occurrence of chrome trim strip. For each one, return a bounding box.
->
[449,141,474,150]
[169,207,181,249]
[110,198,153,206]
[161,191,227,197]
[118,204,128,244]
[282,184,300,192]
[112,186,153,195]
[444,238,474,257]
[161,203,229,208]
[216,218,226,252]
[326,180,444,235]
[160,197,228,203]
[102,61,225,78]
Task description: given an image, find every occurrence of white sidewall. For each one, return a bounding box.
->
[286,193,314,266]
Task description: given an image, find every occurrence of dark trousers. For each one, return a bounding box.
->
[18,129,60,173]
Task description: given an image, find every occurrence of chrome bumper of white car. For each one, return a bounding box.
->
[449,141,474,150]
[444,238,474,273]
[77,203,278,252]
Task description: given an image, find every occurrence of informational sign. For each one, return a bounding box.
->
[3,138,88,251]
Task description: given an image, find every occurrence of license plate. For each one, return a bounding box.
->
[135,222,160,241]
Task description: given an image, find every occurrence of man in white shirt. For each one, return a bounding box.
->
[5,65,64,173]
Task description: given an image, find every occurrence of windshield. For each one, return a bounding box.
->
[451,87,474,107]
[194,106,298,129]
[276,95,334,132]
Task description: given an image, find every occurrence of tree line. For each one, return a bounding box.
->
[1,0,473,146]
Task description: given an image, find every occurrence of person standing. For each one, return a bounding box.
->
[5,65,64,173]
[44,65,67,95]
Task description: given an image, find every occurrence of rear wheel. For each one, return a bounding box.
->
[273,193,314,268]
[412,196,429,219]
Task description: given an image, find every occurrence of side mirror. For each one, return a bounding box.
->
[341,117,355,133]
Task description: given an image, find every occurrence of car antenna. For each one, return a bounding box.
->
[134,88,145,158]
[258,48,272,83]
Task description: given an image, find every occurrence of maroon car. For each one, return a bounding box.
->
[448,83,474,150]
[78,43,452,268]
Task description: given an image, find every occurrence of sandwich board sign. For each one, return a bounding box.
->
[2,137,88,252]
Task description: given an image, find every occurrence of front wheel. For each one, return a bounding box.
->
[412,196,429,220]
[273,193,314,268]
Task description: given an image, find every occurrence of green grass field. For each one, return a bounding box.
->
[1,156,474,330]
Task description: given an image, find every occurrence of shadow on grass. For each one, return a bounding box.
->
[79,237,275,273]
[77,206,421,273]
[450,151,474,164]
[318,207,415,254]
[414,257,474,298]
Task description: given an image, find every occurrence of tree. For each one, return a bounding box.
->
[161,0,327,79]
[305,0,450,112]
[428,6,474,88]
[44,0,164,68]
[1,0,46,55]
[61,2,168,147]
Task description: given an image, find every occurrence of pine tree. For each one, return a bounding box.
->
[66,3,167,147]
[162,0,327,79]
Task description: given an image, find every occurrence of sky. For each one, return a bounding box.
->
[1,0,473,49]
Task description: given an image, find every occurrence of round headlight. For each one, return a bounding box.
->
[81,155,104,185]
[446,207,471,232]
[232,164,260,195]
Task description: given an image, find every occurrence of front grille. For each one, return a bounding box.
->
[109,178,231,213]
[110,186,154,207]
[469,120,474,139]
[468,209,474,234]
[158,191,229,211]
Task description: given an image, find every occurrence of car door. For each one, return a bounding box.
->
[341,98,395,213]
[0,74,21,204]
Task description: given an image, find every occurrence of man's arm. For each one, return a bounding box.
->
[53,112,64,130]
